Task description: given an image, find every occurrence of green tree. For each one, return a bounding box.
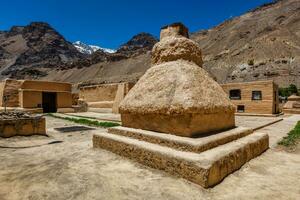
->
[288,84,298,95]
[279,84,299,97]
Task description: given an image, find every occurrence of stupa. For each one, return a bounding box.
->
[283,94,300,114]
[119,23,235,137]
[93,23,269,188]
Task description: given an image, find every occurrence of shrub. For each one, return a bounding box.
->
[248,59,254,66]
[278,121,300,146]
[279,84,299,97]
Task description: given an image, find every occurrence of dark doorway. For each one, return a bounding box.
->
[42,92,57,113]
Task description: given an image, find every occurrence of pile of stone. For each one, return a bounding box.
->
[93,23,269,188]
[0,111,32,120]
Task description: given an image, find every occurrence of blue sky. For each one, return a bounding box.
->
[1,0,272,49]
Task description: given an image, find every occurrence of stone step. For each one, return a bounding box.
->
[87,108,113,113]
[283,108,300,114]
[87,101,114,108]
[93,131,269,188]
[107,126,253,153]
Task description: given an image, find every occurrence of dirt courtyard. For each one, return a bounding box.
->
[0,115,300,200]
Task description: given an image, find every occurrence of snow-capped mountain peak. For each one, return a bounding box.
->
[73,41,116,54]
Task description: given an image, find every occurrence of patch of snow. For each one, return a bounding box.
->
[73,41,116,54]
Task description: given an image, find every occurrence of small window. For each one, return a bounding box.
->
[229,89,241,100]
[237,105,245,112]
[252,91,262,100]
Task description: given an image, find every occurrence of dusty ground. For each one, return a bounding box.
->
[0,115,300,200]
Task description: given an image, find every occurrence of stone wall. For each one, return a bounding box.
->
[79,82,134,110]
[79,83,118,103]
[112,83,135,113]
[19,91,41,108]
[0,81,5,106]
[57,92,72,108]
[0,79,23,107]
[221,80,279,114]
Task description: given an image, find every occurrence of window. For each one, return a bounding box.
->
[237,105,245,112]
[252,91,262,100]
[229,89,241,100]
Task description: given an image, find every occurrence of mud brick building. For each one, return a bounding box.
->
[0,79,73,113]
[221,80,279,114]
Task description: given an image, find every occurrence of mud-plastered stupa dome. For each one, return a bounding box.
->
[119,23,235,137]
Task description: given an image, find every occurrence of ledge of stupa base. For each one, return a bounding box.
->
[120,112,235,137]
[107,126,253,153]
[283,108,300,114]
[93,129,269,188]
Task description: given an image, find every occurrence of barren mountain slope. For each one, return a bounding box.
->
[191,0,300,87]
[41,0,300,87]
[1,0,299,87]
[0,22,85,79]
[40,53,151,86]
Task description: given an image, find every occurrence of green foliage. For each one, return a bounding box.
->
[47,113,120,128]
[288,84,298,94]
[279,84,299,97]
[278,121,300,147]
[248,59,254,66]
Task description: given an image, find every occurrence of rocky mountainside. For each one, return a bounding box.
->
[116,33,158,57]
[0,23,157,80]
[0,0,299,87]
[45,0,300,87]
[191,0,300,87]
[0,22,85,79]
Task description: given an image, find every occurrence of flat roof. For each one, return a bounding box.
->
[220,80,274,86]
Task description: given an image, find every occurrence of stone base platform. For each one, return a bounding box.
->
[0,117,46,138]
[121,112,235,137]
[93,126,269,188]
[235,112,283,117]
[283,109,300,114]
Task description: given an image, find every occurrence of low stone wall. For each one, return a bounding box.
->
[79,82,135,112]
[79,83,118,103]
[0,117,46,138]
